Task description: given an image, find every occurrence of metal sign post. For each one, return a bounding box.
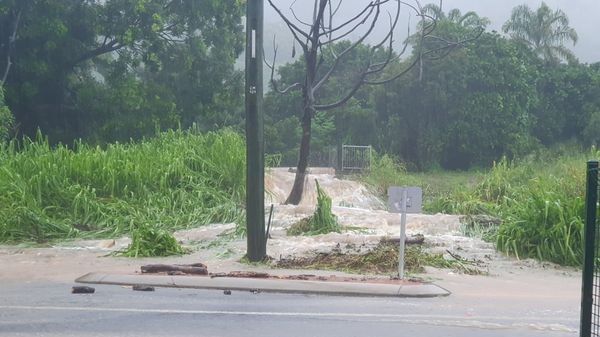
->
[388,186,422,279]
[398,189,408,278]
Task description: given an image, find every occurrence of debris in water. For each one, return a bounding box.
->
[275,242,488,276]
[210,271,269,278]
[140,263,208,275]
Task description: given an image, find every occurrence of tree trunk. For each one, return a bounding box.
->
[285,107,312,205]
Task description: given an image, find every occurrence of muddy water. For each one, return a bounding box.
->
[2,168,573,279]
[264,168,497,271]
[0,169,581,334]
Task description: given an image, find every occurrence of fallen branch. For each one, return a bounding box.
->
[445,250,487,275]
[380,234,425,245]
[140,263,208,275]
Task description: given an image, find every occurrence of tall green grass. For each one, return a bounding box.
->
[361,153,479,212]
[0,128,246,243]
[362,147,596,266]
[426,150,597,266]
[361,154,420,197]
[493,156,587,266]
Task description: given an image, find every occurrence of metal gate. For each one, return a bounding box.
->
[341,145,372,173]
[581,160,599,337]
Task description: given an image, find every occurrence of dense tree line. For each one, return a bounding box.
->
[0,1,598,172]
[266,3,600,170]
[0,0,244,143]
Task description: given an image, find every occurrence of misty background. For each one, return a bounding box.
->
[264,0,599,67]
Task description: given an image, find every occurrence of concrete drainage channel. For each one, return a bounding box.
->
[75,272,451,298]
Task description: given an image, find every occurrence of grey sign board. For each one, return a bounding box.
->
[388,186,422,214]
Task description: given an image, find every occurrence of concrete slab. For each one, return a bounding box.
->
[75,272,450,298]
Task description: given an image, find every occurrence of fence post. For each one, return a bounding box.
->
[581,160,598,337]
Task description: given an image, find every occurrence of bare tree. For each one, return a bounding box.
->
[267,0,478,205]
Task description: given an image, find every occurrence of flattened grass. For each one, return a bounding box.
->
[276,243,486,275]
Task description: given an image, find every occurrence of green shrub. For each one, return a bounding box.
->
[583,111,600,147]
[117,224,188,257]
[0,88,14,141]
[287,180,341,236]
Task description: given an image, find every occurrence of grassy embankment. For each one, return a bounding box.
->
[0,129,246,244]
[364,149,599,267]
[1,130,596,266]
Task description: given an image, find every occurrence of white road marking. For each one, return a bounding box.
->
[0,305,577,332]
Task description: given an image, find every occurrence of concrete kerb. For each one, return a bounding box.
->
[75,272,451,298]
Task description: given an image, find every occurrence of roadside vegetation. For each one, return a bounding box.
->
[362,147,597,267]
[0,129,246,243]
[0,1,598,264]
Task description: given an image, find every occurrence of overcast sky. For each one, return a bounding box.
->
[264,0,600,63]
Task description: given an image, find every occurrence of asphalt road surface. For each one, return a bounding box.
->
[0,281,578,337]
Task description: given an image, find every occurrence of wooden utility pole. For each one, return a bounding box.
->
[245,0,266,261]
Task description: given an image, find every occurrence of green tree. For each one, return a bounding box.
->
[533,63,600,146]
[264,41,380,167]
[583,111,600,147]
[371,6,488,169]
[268,0,472,204]
[375,31,540,169]
[502,2,578,64]
[0,87,12,141]
[0,0,244,142]
[73,72,180,142]
[422,4,490,30]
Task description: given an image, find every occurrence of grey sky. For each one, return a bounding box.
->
[264,0,599,63]
[442,0,599,62]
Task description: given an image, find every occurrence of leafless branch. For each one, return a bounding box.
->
[311,1,383,94]
[320,6,376,46]
[265,35,302,94]
[319,3,378,44]
[367,27,483,85]
[1,8,22,86]
[267,0,477,111]
[267,0,310,50]
[314,71,368,110]
[289,0,313,28]
[369,14,412,72]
